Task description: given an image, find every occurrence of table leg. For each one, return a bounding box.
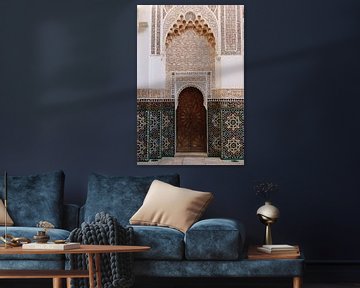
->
[66,277,72,288]
[52,278,62,288]
[88,253,95,288]
[95,253,102,288]
[293,276,302,288]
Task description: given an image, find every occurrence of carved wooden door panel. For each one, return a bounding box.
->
[176,87,207,153]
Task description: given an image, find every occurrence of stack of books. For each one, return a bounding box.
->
[257,244,299,254]
[22,242,80,250]
[248,244,300,259]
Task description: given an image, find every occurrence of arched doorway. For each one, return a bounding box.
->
[176,87,207,153]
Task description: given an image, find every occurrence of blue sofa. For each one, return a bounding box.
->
[0,171,304,287]
[0,170,79,270]
[81,173,304,284]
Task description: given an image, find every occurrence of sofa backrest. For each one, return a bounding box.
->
[82,173,180,226]
[0,170,65,228]
[63,203,80,231]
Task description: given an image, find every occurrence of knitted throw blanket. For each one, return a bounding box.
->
[68,212,134,288]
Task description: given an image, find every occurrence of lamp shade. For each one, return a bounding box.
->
[256,201,280,221]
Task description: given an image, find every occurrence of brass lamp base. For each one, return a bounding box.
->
[265,223,272,245]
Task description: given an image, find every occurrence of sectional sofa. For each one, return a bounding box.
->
[0,171,304,288]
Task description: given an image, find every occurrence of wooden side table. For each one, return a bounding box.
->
[0,244,150,288]
[247,245,303,288]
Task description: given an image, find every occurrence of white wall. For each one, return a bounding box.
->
[137,5,151,88]
[216,55,244,89]
[137,5,166,89]
[149,55,166,89]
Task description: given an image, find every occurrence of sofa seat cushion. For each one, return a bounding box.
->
[184,218,245,260]
[0,227,70,261]
[134,258,304,277]
[84,174,180,226]
[130,225,184,260]
[0,260,65,270]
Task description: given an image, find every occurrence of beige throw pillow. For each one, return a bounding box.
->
[130,180,213,233]
[0,199,14,226]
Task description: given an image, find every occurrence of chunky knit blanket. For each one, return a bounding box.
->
[68,212,134,288]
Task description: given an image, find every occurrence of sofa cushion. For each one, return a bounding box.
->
[0,170,65,227]
[0,199,14,226]
[130,180,213,233]
[184,218,245,260]
[133,258,304,277]
[0,260,65,270]
[0,227,70,261]
[84,173,180,225]
[130,225,184,260]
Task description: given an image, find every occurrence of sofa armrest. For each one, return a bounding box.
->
[184,218,245,260]
[63,204,80,231]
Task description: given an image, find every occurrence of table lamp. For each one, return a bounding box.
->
[256,201,280,245]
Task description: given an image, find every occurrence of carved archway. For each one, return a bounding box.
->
[176,87,207,153]
[165,14,215,48]
[162,6,219,54]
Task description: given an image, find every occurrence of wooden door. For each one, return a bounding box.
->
[176,87,207,153]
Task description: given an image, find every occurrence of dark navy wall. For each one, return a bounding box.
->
[1,0,360,262]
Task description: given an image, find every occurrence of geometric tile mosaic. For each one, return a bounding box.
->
[161,104,175,157]
[221,108,244,160]
[208,101,221,157]
[148,110,162,159]
[137,109,148,162]
[137,98,244,162]
[208,99,244,160]
[137,99,176,162]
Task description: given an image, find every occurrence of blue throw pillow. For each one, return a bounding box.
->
[84,173,180,225]
[0,170,65,227]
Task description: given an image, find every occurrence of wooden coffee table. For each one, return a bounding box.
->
[0,244,150,288]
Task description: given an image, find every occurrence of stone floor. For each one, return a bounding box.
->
[138,153,244,165]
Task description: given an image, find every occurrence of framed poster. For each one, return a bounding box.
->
[137,5,244,165]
